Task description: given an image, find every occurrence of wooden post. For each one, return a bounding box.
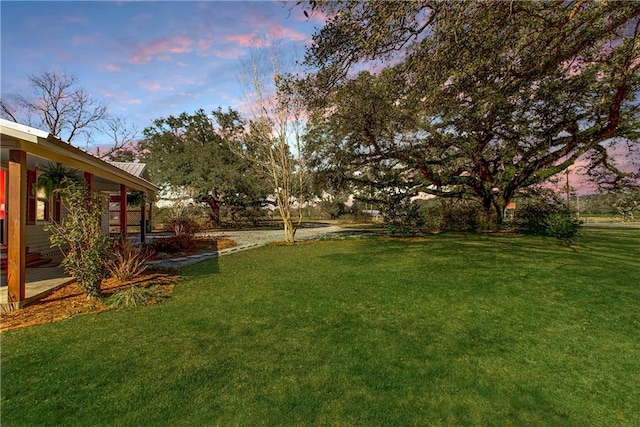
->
[84,172,94,192]
[119,184,127,240]
[8,150,27,306]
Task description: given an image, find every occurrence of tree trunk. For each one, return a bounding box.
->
[205,198,221,227]
[283,217,296,243]
[480,195,504,228]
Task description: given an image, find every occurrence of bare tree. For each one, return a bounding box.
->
[96,115,139,160]
[237,36,307,242]
[0,70,108,143]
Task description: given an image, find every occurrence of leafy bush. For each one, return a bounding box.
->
[150,235,196,254]
[514,196,582,242]
[513,199,557,234]
[46,182,113,299]
[109,239,152,281]
[544,213,582,243]
[222,204,265,227]
[420,199,494,232]
[380,194,425,235]
[126,190,145,207]
[106,285,163,308]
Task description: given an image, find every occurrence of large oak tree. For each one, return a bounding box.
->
[303,0,640,224]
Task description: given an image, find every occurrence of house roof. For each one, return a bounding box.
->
[109,162,148,179]
[0,118,158,195]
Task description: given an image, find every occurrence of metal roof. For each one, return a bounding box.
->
[109,162,147,178]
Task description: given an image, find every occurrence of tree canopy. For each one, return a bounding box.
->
[140,109,267,225]
[303,0,640,223]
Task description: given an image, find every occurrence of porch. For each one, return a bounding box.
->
[0,119,158,309]
[1,253,73,312]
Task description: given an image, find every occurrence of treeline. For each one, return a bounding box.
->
[579,191,640,217]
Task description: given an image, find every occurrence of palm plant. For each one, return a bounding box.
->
[36,162,79,221]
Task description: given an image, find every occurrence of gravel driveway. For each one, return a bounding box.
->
[199,223,346,248]
[148,224,347,268]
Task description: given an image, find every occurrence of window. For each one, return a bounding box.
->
[27,170,36,225]
[36,187,50,222]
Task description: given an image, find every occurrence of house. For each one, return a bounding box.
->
[504,202,517,221]
[0,119,158,308]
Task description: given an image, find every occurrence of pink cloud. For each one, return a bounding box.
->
[63,14,88,24]
[138,80,163,92]
[197,39,212,54]
[300,8,330,25]
[129,35,194,64]
[226,33,265,48]
[225,24,310,48]
[214,47,245,60]
[56,52,72,62]
[549,141,640,195]
[99,88,140,105]
[269,25,309,43]
[103,63,122,72]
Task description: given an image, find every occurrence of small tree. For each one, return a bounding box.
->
[46,181,113,299]
[236,34,307,242]
[614,189,640,222]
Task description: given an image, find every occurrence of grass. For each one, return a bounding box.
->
[1,227,639,425]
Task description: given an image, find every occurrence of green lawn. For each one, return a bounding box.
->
[2,228,639,425]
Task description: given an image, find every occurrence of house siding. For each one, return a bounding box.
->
[25,224,52,255]
[25,203,69,256]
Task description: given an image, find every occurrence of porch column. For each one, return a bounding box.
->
[84,172,94,192]
[8,150,27,306]
[119,184,127,240]
[140,197,146,243]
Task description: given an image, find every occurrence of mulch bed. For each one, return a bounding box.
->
[0,273,178,332]
[0,237,235,332]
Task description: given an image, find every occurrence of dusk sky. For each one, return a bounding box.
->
[1,1,322,146]
[1,2,636,195]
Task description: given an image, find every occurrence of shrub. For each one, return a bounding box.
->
[222,204,265,227]
[46,182,113,299]
[109,239,152,281]
[514,196,582,242]
[163,203,203,236]
[380,194,425,235]
[106,285,163,308]
[420,199,494,232]
[150,235,196,254]
[544,213,582,244]
[319,198,347,220]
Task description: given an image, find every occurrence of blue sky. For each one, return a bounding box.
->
[1,1,322,146]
